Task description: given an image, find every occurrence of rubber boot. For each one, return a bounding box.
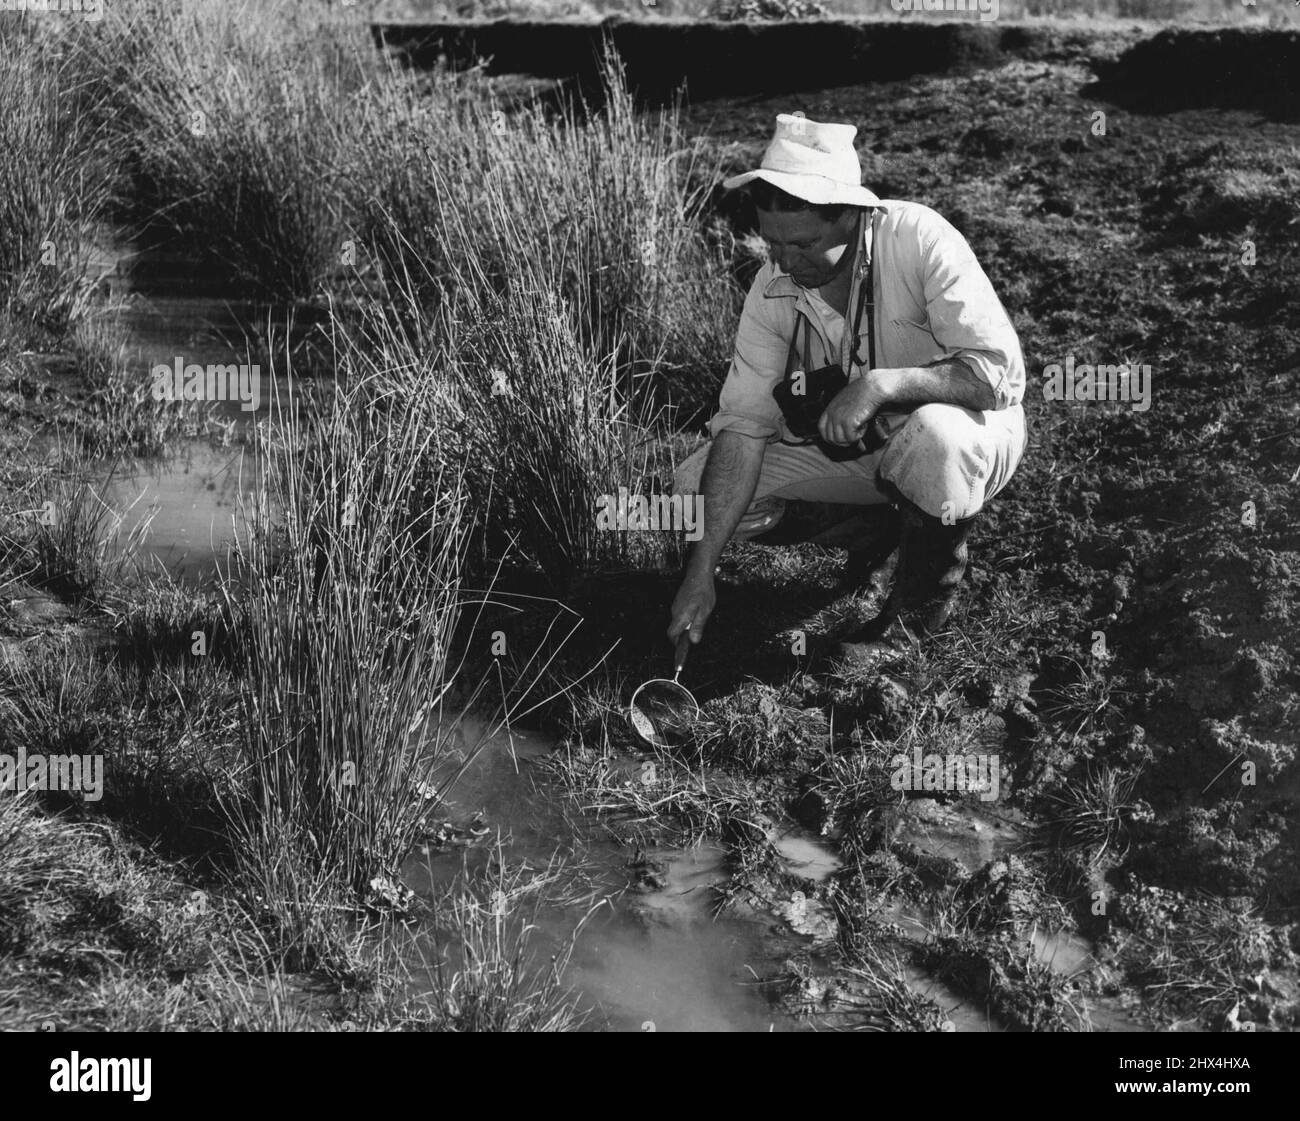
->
[837,499,977,660]
[836,504,902,594]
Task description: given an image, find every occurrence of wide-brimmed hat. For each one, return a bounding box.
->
[722,113,881,208]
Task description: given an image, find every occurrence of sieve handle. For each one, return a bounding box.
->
[672,633,692,682]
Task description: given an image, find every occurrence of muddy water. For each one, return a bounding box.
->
[105,443,254,585]
[88,230,329,425]
[402,718,1022,1032]
[884,800,1155,1032]
[402,721,801,1031]
[88,232,290,585]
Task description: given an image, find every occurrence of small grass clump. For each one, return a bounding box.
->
[413,855,592,1032]
[1118,886,1292,1022]
[0,454,151,600]
[1040,763,1152,866]
[836,947,951,1033]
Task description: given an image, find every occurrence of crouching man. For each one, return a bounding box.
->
[667,113,1027,661]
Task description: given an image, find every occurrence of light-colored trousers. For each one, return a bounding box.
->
[673,402,1027,539]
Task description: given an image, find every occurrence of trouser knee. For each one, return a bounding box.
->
[880,403,1009,520]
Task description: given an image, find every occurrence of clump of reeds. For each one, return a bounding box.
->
[348,49,738,384]
[342,53,737,585]
[0,18,109,340]
[217,353,470,954]
[1040,762,1150,865]
[71,0,375,300]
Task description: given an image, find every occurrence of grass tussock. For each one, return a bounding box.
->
[353,51,738,387]
[1119,887,1292,1021]
[66,0,376,300]
[219,368,473,953]
[0,18,109,342]
[414,854,592,1032]
[0,454,152,598]
[1040,763,1152,866]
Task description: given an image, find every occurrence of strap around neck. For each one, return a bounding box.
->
[848,209,878,373]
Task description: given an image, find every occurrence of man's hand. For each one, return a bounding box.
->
[668,571,716,645]
[818,376,886,447]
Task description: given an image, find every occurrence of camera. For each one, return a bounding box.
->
[773,364,890,460]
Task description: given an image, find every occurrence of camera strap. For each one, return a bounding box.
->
[849,208,878,374]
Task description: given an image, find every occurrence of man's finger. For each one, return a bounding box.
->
[668,611,695,641]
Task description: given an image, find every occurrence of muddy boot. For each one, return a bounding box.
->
[835,505,902,594]
[837,499,977,661]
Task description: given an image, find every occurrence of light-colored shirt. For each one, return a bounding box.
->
[803,286,845,361]
[709,199,1025,444]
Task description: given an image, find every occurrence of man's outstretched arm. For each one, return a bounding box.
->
[668,430,766,644]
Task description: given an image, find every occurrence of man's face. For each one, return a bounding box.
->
[757,207,858,288]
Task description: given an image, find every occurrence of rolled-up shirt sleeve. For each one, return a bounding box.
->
[708,269,791,441]
[919,215,1025,410]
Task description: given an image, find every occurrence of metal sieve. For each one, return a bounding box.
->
[628,633,700,749]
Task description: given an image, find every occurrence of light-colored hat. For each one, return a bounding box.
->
[723,113,881,208]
